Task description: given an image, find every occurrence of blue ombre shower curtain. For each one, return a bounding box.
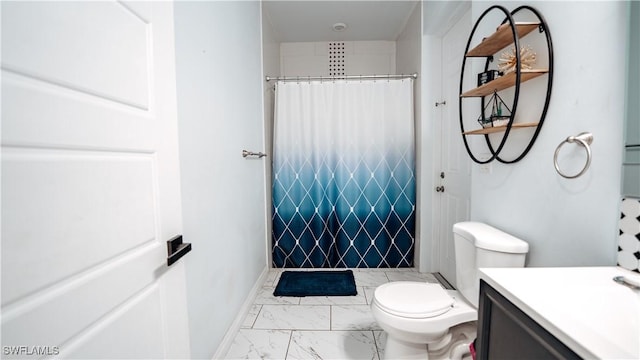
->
[272,79,415,268]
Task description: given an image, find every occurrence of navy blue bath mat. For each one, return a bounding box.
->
[273,270,357,297]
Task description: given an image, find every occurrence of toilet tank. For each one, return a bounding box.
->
[453,222,529,308]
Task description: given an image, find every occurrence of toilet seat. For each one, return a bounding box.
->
[373,282,454,319]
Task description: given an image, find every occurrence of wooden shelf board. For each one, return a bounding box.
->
[460,69,548,97]
[466,22,541,57]
[462,122,539,135]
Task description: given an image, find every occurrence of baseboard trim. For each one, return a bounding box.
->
[211,265,269,360]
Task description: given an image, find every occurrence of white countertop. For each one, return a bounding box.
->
[479,266,640,359]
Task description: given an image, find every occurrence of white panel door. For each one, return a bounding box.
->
[436,10,472,287]
[1,2,190,358]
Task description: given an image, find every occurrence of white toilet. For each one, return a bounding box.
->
[371,222,529,360]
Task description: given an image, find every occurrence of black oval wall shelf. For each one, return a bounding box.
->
[458,5,554,164]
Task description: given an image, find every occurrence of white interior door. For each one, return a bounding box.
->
[1,2,191,358]
[436,10,472,287]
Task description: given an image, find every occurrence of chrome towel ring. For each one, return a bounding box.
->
[553,132,593,179]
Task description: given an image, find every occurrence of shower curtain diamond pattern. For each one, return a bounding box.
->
[272,79,415,268]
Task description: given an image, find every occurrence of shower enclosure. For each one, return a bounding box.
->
[271,78,416,268]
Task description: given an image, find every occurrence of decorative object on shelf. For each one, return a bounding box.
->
[478,91,512,128]
[498,45,537,74]
[477,70,503,86]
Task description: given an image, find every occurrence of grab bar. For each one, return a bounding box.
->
[553,132,593,179]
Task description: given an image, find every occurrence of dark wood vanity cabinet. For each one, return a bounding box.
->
[477,280,582,359]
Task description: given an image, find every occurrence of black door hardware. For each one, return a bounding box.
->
[167,235,191,266]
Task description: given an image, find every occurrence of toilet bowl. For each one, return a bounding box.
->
[371,222,529,360]
[371,282,476,359]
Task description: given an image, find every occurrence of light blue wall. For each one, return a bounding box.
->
[469,1,627,267]
[174,2,266,358]
[396,2,424,268]
[623,1,639,197]
[627,1,639,147]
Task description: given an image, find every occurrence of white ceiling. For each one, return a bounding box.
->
[262,1,419,42]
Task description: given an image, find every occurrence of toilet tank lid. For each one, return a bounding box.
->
[453,222,529,254]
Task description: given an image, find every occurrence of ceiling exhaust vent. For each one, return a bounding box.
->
[329,42,345,76]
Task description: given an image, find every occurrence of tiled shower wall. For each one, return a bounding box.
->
[618,197,640,273]
[280,41,396,77]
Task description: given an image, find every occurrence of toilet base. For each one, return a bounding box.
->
[382,322,477,360]
[384,336,429,360]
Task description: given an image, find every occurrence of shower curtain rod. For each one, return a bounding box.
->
[265,73,418,82]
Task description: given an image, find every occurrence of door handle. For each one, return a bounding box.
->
[435,186,445,193]
[167,235,191,266]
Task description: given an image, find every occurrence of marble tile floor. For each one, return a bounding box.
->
[224,268,445,360]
